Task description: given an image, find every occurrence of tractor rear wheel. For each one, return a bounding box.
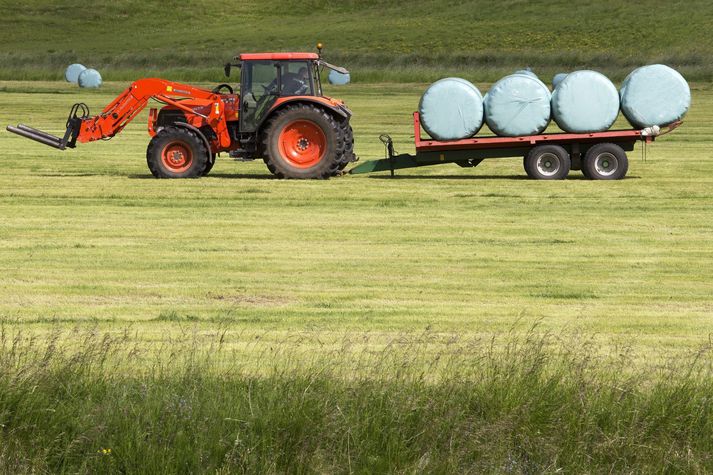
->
[334,121,356,174]
[202,153,216,176]
[146,127,209,178]
[262,104,341,179]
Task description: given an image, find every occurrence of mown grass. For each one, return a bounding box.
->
[0,80,711,353]
[0,79,712,471]
[1,0,713,82]
[2,325,713,473]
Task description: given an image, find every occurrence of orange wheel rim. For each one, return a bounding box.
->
[161,141,193,172]
[278,120,327,168]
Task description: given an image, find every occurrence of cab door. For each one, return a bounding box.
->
[239,61,280,133]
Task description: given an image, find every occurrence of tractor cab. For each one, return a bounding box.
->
[224,52,350,134]
[216,50,355,178]
[236,53,321,133]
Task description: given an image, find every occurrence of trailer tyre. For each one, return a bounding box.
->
[262,104,340,179]
[147,127,209,178]
[583,143,628,180]
[524,145,571,180]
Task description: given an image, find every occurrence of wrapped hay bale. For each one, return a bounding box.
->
[328,69,350,85]
[552,73,567,89]
[619,64,690,128]
[551,70,619,133]
[64,64,86,84]
[418,78,484,140]
[78,68,102,88]
[514,68,538,79]
[484,73,551,136]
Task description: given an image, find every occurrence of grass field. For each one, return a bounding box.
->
[1,80,712,471]
[2,0,713,82]
[1,80,711,349]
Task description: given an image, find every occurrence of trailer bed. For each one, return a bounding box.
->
[350,112,680,179]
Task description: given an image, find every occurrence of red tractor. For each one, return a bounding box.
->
[7,49,356,179]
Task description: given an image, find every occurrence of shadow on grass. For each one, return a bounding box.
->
[126,173,276,180]
[363,174,641,180]
[39,171,641,181]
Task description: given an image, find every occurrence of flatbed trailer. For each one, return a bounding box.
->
[350,112,681,180]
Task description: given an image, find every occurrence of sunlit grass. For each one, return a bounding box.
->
[0,79,712,471]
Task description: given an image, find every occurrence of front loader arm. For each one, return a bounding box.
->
[7,78,230,150]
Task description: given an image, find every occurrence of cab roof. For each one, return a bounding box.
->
[239,53,319,61]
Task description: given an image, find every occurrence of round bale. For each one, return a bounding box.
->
[418,78,483,141]
[619,64,690,128]
[78,68,103,88]
[552,73,567,89]
[484,73,551,137]
[551,70,619,133]
[328,69,350,85]
[514,69,538,79]
[64,64,86,83]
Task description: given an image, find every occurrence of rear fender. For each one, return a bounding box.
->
[258,97,350,131]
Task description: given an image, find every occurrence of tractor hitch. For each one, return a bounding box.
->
[6,103,89,150]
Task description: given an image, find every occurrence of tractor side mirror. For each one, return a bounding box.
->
[224,63,241,78]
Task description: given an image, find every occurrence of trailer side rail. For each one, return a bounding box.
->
[413,112,660,152]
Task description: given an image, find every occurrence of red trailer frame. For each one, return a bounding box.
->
[350,112,681,180]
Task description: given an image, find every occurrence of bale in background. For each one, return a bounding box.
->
[513,68,538,79]
[64,64,86,84]
[78,69,102,88]
[484,73,551,136]
[620,64,691,128]
[418,78,483,141]
[328,69,350,85]
[552,73,567,89]
[551,71,619,133]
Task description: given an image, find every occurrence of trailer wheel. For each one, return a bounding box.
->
[524,145,571,180]
[146,127,209,178]
[262,104,340,179]
[583,143,628,180]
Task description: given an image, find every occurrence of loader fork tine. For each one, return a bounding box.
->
[6,102,89,150]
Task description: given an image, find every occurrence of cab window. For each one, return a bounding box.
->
[279,61,314,97]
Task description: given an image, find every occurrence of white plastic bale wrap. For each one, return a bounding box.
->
[552,73,567,89]
[484,74,551,136]
[551,70,619,133]
[619,64,690,128]
[78,68,102,88]
[418,78,484,141]
[328,69,350,85]
[513,69,538,79]
[64,64,86,83]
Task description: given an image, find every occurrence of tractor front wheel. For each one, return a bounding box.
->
[262,104,340,179]
[146,127,209,178]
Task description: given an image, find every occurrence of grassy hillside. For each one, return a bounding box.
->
[1,0,713,82]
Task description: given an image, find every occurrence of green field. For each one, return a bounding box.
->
[2,0,713,82]
[1,78,713,471]
[1,80,712,348]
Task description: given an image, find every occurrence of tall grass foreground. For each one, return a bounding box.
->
[1,324,712,473]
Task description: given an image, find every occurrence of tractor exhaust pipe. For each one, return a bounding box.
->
[6,124,67,150]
